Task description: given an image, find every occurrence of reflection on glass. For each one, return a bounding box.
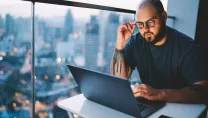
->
[0,1,32,118]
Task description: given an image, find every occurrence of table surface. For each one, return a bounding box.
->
[58,94,207,118]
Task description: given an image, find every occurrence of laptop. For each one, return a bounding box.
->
[67,65,165,118]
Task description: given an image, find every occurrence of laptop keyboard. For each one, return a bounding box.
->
[137,102,149,112]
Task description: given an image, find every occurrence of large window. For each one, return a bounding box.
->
[0,0,171,118]
[0,1,32,118]
[34,3,139,118]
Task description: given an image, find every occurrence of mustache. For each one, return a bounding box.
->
[144,32,154,36]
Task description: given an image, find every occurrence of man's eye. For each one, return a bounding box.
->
[147,20,155,26]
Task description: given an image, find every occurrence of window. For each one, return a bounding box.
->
[0,1,32,118]
[35,3,138,117]
[0,0,171,117]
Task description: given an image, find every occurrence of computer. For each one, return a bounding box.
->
[67,65,165,118]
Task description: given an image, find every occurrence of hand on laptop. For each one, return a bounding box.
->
[132,84,164,101]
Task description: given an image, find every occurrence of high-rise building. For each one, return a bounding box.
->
[85,15,99,70]
[0,14,15,54]
[104,13,120,74]
[0,15,4,28]
[0,35,14,53]
[5,14,16,36]
[63,9,73,41]
[0,15,5,38]
[97,11,110,72]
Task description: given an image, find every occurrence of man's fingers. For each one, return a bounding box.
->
[118,21,136,35]
[133,84,160,101]
[134,92,150,100]
[126,22,136,34]
[125,22,133,34]
[118,24,128,31]
[133,86,148,94]
[119,24,132,35]
[129,21,136,33]
[134,91,145,97]
[134,92,156,100]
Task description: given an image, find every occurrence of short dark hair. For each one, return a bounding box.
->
[138,0,165,15]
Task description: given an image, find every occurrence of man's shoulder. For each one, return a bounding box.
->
[169,27,194,50]
[169,27,200,58]
[169,27,193,44]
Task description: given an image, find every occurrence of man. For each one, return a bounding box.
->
[110,0,208,104]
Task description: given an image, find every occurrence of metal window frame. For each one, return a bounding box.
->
[17,0,175,117]
[31,2,35,118]
[22,0,175,18]
[23,0,136,13]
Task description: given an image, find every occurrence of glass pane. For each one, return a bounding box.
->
[65,0,168,11]
[0,1,32,118]
[35,3,139,117]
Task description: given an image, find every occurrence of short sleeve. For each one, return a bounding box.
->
[124,35,137,70]
[181,44,208,85]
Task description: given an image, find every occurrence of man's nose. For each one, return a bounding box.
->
[144,24,150,31]
[143,26,150,33]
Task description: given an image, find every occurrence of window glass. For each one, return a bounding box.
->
[0,1,32,118]
[35,3,138,117]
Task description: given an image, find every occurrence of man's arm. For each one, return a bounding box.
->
[133,80,208,104]
[162,80,208,104]
[110,21,136,79]
[110,49,132,79]
[160,44,208,104]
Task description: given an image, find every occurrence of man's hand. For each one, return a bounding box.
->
[132,84,164,101]
[116,21,136,50]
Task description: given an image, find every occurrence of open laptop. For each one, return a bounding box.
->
[67,65,165,118]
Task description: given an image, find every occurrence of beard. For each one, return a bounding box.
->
[143,24,166,45]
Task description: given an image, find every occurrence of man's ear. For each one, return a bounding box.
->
[161,11,167,22]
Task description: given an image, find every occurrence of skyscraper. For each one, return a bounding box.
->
[0,15,5,38]
[85,15,99,70]
[104,13,120,74]
[0,15,4,28]
[5,14,16,36]
[63,9,73,41]
[0,14,15,54]
[97,11,110,72]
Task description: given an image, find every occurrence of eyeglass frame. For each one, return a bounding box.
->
[135,17,158,29]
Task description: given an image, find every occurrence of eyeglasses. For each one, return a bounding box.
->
[135,18,156,29]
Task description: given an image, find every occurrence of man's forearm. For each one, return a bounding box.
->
[110,49,132,79]
[161,85,208,104]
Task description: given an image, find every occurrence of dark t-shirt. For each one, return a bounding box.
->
[124,26,207,89]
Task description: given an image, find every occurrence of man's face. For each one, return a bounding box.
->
[136,5,166,44]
